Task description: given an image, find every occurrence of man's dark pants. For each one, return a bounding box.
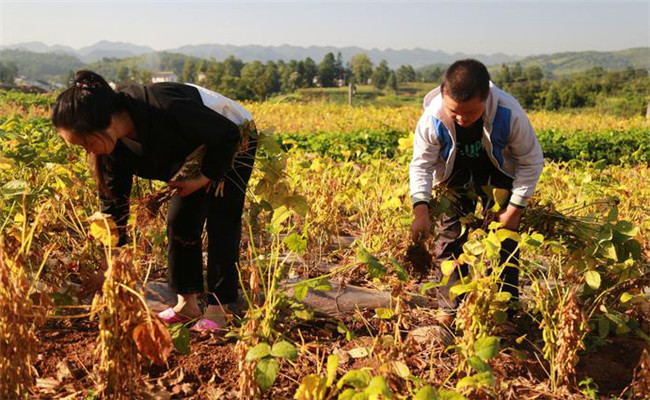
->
[434,191,520,311]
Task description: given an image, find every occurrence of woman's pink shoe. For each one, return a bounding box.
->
[157,307,193,324]
[190,318,223,332]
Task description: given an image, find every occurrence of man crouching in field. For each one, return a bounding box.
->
[409,59,544,325]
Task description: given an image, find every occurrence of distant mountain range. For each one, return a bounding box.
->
[1,41,156,63]
[2,40,517,67]
[1,41,647,83]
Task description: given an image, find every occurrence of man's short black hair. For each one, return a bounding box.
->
[441,59,491,102]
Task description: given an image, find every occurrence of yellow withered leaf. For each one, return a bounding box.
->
[87,212,119,247]
[493,188,510,207]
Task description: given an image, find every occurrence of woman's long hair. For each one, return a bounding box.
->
[51,70,125,196]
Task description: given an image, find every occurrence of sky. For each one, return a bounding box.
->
[0,0,648,56]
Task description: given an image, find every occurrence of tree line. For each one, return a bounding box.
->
[109,52,441,101]
[493,63,649,116]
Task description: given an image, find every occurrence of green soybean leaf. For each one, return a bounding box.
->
[474,336,500,361]
[313,277,333,292]
[338,388,363,400]
[440,260,456,276]
[255,358,279,392]
[271,205,292,230]
[168,323,191,355]
[294,283,309,301]
[620,292,634,303]
[438,389,468,400]
[463,239,485,256]
[284,195,309,217]
[271,341,298,361]
[337,369,372,390]
[496,229,521,243]
[326,354,340,386]
[246,343,272,361]
[584,271,601,290]
[284,233,307,255]
[598,225,614,243]
[456,371,495,389]
[414,385,439,400]
[449,282,476,299]
[357,247,386,279]
[615,220,638,238]
[467,356,491,373]
[524,232,544,247]
[389,258,409,282]
[364,376,392,398]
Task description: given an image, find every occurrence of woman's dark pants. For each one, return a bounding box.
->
[166,139,257,306]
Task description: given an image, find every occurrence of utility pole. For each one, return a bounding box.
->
[348,82,356,106]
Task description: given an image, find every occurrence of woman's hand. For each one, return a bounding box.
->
[168,174,211,197]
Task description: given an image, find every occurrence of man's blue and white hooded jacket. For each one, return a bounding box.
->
[409,83,544,208]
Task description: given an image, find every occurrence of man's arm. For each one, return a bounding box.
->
[409,114,438,241]
[506,110,544,209]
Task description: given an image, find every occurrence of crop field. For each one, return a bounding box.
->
[1,91,649,400]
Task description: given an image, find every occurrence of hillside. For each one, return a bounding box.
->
[0,49,84,83]
[497,48,649,77]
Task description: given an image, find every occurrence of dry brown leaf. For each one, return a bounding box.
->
[132,317,173,366]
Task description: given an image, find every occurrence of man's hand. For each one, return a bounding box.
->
[168,174,210,197]
[497,204,524,231]
[411,203,431,242]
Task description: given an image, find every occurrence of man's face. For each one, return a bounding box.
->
[442,92,486,128]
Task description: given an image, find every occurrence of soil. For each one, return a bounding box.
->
[576,336,648,396]
[403,241,434,277]
[34,319,241,400]
[29,299,648,399]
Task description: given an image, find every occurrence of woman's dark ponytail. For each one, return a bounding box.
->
[51,70,124,196]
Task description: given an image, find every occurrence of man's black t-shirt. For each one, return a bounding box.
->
[447,118,513,191]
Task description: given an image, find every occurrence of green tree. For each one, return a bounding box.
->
[205,61,225,91]
[499,63,512,84]
[396,65,416,83]
[180,60,197,83]
[0,62,18,84]
[318,53,337,87]
[241,61,269,100]
[386,71,398,94]
[371,60,390,89]
[524,65,544,82]
[139,70,152,84]
[303,57,317,87]
[116,65,130,83]
[335,51,345,83]
[281,60,301,92]
[545,86,561,110]
[512,62,524,81]
[224,56,244,78]
[417,65,444,82]
[350,53,373,84]
[264,62,281,94]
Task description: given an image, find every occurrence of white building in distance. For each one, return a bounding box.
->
[152,72,177,83]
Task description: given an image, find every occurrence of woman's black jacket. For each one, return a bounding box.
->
[101,82,241,245]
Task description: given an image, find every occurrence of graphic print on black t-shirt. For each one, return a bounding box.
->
[447,118,514,191]
[448,118,491,188]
